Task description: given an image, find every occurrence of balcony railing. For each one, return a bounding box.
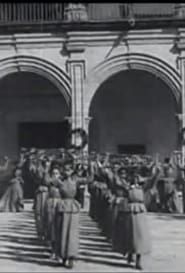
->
[0,3,64,24]
[0,3,177,25]
[0,3,180,29]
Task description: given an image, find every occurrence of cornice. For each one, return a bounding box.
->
[0,29,180,50]
[0,33,66,49]
[65,29,178,47]
[0,18,185,33]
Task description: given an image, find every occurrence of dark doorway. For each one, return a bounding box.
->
[118,144,146,154]
[89,69,178,156]
[19,121,70,199]
[18,121,70,149]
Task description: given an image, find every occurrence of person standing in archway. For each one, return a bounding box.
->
[121,171,152,270]
[157,157,181,213]
[0,166,24,212]
[55,162,80,269]
[45,167,62,260]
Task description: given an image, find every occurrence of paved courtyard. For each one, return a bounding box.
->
[0,201,184,272]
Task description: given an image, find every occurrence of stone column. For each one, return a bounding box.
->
[174,4,185,18]
[64,3,88,22]
[178,58,185,160]
[83,116,93,152]
[65,36,86,147]
[67,60,85,131]
[177,55,185,213]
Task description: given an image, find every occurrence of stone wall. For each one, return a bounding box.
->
[0,27,182,157]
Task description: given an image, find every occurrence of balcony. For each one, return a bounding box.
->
[0,3,64,24]
[0,3,182,33]
[0,3,177,24]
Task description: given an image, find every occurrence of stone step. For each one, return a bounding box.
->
[0,201,134,272]
[1,200,185,272]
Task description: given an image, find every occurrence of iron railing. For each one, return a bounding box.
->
[0,3,178,26]
[0,3,64,24]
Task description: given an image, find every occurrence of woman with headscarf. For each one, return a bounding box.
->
[55,162,80,269]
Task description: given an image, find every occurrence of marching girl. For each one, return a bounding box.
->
[55,162,81,269]
[44,167,62,260]
[123,170,152,270]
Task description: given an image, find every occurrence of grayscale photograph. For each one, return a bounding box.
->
[0,2,184,272]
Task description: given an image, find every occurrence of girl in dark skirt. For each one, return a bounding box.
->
[44,167,62,259]
[34,162,50,241]
[123,172,152,270]
[112,167,129,252]
[55,163,81,269]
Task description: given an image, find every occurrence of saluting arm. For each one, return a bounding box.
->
[87,161,95,183]
[114,175,129,191]
[43,172,52,186]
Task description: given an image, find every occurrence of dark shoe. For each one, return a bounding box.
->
[127,253,134,264]
[136,263,143,270]
[62,258,67,266]
[136,254,143,270]
[68,258,74,269]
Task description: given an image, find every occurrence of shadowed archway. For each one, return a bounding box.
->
[89,69,180,158]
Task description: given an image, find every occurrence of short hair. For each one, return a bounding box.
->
[117,166,127,175]
[13,166,22,176]
[164,157,170,164]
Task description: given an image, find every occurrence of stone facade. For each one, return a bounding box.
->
[0,4,184,158]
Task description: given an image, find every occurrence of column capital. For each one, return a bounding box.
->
[64,3,88,22]
[83,116,93,134]
[85,116,93,123]
[64,116,74,124]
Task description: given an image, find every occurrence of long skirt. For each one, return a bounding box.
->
[88,183,96,219]
[34,190,48,238]
[0,182,24,212]
[121,211,151,255]
[104,201,113,239]
[167,190,182,213]
[76,186,85,208]
[45,197,60,242]
[55,200,80,259]
[112,212,128,253]
[112,198,129,251]
[144,187,160,212]
[111,202,120,249]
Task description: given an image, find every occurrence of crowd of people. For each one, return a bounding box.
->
[0,148,184,270]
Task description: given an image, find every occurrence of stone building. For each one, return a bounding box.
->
[0,3,184,159]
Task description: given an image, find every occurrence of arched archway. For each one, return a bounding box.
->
[89,69,180,158]
[85,53,181,115]
[0,70,71,199]
[0,55,71,106]
[0,70,71,158]
[0,55,72,157]
[0,55,72,198]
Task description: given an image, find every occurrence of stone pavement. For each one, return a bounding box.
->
[0,201,185,272]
